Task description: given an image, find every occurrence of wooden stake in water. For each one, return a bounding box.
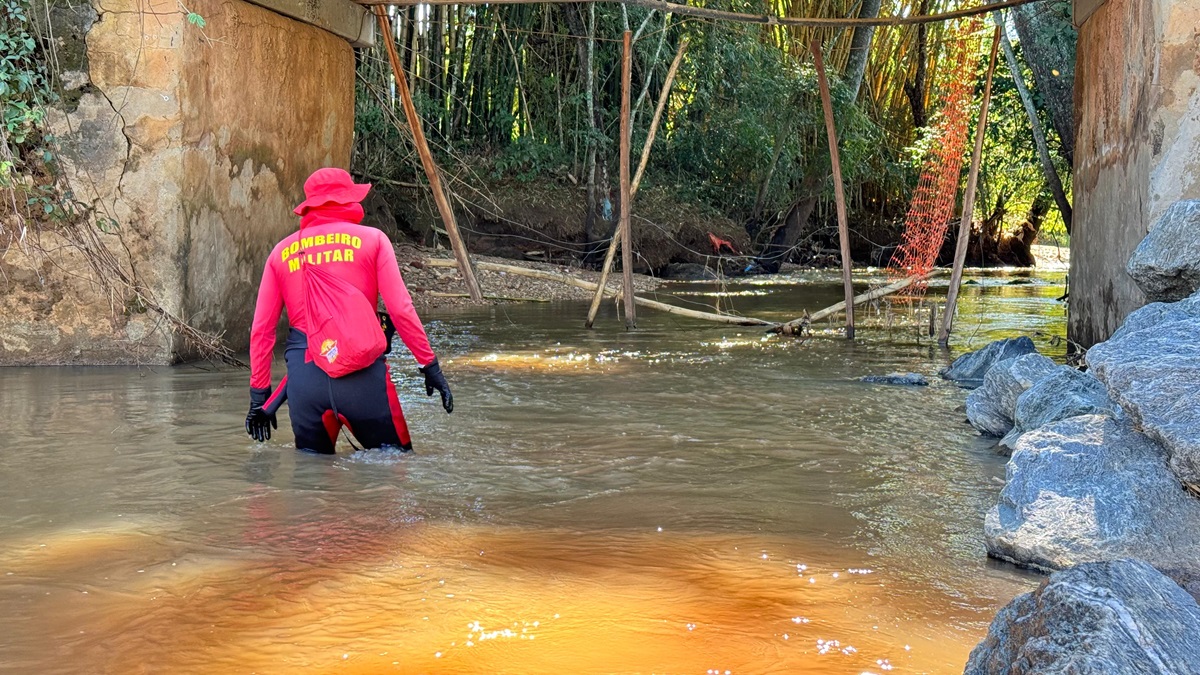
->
[811,39,855,339]
[939,25,1001,346]
[586,37,689,328]
[375,7,483,303]
[619,29,636,329]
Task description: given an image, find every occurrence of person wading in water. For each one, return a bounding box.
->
[244,168,453,453]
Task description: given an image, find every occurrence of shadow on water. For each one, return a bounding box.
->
[0,269,1061,673]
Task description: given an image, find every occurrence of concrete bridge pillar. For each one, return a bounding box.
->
[1070,0,1200,347]
[1,0,372,364]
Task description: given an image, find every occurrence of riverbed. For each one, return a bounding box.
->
[0,268,1067,674]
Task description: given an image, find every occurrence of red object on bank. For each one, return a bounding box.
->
[708,233,737,255]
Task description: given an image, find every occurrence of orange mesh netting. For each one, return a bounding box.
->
[886,20,985,298]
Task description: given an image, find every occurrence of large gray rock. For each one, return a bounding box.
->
[1087,291,1200,486]
[941,337,1038,388]
[966,353,1058,437]
[965,559,1200,675]
[1127,199,1200,302]
[859,372,928,386]
[998,367,1122,450]
[985,415,1200,594]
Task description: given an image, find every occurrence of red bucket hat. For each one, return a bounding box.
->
[293,168,372,216]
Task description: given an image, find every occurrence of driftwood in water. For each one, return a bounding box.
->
[428,291,550,303]
[771,274,927,335]
[425,259,776,326]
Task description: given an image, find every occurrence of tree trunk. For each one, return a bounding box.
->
[996,14,1073,233]
[584,3,599,251]
[986,192,1046,268]
[630,13,669,131]
[759,195,819,273]
[843,0,883,100]
[447,5,467,139]
[753,118,788,219]
[903,0,929,128]
[407,6,419,95]
[1009,1,1076,166]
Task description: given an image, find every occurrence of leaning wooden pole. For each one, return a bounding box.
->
[586,36,688,328]
[938,25,1001,347]
[375,7,484,302]
[584,226,623,328]
[810,39,855,339]
[631,37,688,192]
[618,29,636,329]
[770,273,933,335]
[993,12,1072,233]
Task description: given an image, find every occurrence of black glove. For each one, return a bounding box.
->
[246,386,278,442]
[419,358,453,414]
[378,311,396,354]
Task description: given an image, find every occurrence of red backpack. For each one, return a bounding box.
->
[299,247,387,378]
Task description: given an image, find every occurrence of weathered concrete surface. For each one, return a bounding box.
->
[966,353,1057,437]
[242,0,374,46]
[1127,199,1200,301]
[965,559,1200,675]
[940,337,1038,388]
[1,0,355,364]
[178,0,354,351]
[997,366,1121,450]
[985,415,1200,595]
[1069,0,1199,348]
[1086,290,1200,486]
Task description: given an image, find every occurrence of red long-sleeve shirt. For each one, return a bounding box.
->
[249,203,436,390]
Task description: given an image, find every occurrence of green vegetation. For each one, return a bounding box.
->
[0,0,52,188]
[3,0,1076,267]
[353,0,1076,266]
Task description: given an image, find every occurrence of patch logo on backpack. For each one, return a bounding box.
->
[320,339,339,364]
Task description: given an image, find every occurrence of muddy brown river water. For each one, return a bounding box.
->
[0,269,1068,674]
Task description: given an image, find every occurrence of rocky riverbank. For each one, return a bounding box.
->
[965,559,1200,674]
[948,289,1200,671]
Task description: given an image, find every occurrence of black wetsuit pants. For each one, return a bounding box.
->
[283,329,413,454]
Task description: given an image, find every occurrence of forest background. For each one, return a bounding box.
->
[2,0,1077,276]
[350,0,1077,275]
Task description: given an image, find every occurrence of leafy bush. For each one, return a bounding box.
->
[1,0,52,185]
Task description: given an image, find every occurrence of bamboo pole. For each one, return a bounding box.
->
[810,39,855,339]
[938,25,1000,347]
[618,29,636,329]
[374,7,484,302]
[360,0,1043,30]
[631,37,688,191]
[426,259,776,326]
[586,36,688,328]
[770,273,930,335]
